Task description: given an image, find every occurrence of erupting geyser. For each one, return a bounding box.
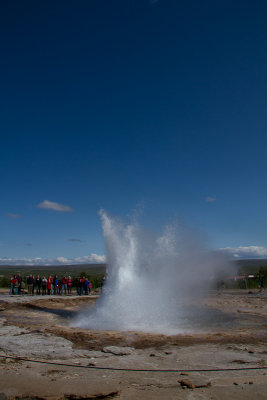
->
[72,210,234,333]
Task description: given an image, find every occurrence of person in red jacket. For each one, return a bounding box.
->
[61,276,67,295]
[47,276,53,295]
[10,275,18,295]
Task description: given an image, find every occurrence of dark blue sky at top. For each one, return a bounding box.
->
[0,0,267,262]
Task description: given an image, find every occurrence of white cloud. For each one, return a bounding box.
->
[5,213,21,219]
[55,257,72,264]
[220,246,267,259]
[205,196,216,203]
[0,257,45,266]
[36,200,73,213]
[88,253,106,263]
[71,254,106,264]
[0,253,106,266]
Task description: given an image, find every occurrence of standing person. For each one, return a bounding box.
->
[41,276,47,295]
[47,276,53,295]
[10,275,18,295]
[53,275,59,295]
[58,279,62,295]
[35,275,42,295]
[73,277,79,295]
[61,276,67,295]
[20,279,25,294]
[259,275,265,292]
[77,277,83,296]
[27,275,34,295]
[88,280,92,295]
[17,274,22,294]
[50,276,54,295]
[83,277,89,295]
[67,276,72,295]
[14,276,19,295]
[32,275,35,295]
[9,275,14,295]
[81,276,86,295]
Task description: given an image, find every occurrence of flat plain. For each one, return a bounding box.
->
[0,288,266,400]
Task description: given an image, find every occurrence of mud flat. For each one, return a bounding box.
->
[0,290,266,399]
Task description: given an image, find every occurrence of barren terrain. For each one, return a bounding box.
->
[0,289,266,399]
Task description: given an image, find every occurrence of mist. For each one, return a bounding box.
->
[72,210,235,333]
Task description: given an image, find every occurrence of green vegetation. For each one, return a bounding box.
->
[222,259,267,289]
[0,259,266,290]
[223,276,263,289]
[0,264,106,289]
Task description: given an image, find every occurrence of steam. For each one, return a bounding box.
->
[72,210,234,333]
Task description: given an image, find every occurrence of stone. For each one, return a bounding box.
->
[102,346,134,356]
[178,377,211,389]
[178,379,195,389]
[192,378,211,388]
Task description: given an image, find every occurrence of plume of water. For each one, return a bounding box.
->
[72,210,234,333]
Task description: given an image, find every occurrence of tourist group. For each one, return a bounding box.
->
[9,274,93,296]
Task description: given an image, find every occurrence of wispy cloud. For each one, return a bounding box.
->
[5,213,21,219]
[0,253,106,266]
[68,238,82,243]
[205,196,216,203]
[37,200,73,213]
[220,246,267,259]
[75,254,107,263]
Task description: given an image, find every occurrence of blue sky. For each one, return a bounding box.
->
[1,0,267,264]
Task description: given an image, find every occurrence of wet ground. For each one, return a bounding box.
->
[0,289,266,399]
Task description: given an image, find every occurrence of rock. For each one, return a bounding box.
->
[231,359,247,364]
[102,346,134,356]
[178,379,195,389]
[65,392,119,400]
[192,378,211,388]
[178,377,211,389]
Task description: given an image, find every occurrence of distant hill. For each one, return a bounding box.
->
[0,264,106,277]
[0,260,266,276]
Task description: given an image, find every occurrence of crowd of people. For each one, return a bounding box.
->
[9,274,93,296]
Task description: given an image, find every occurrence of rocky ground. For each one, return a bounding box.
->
[0,289,266,399]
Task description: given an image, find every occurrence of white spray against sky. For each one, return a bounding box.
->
[72,210,235,333]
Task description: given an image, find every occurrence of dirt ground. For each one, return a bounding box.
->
[0,289,266,399]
